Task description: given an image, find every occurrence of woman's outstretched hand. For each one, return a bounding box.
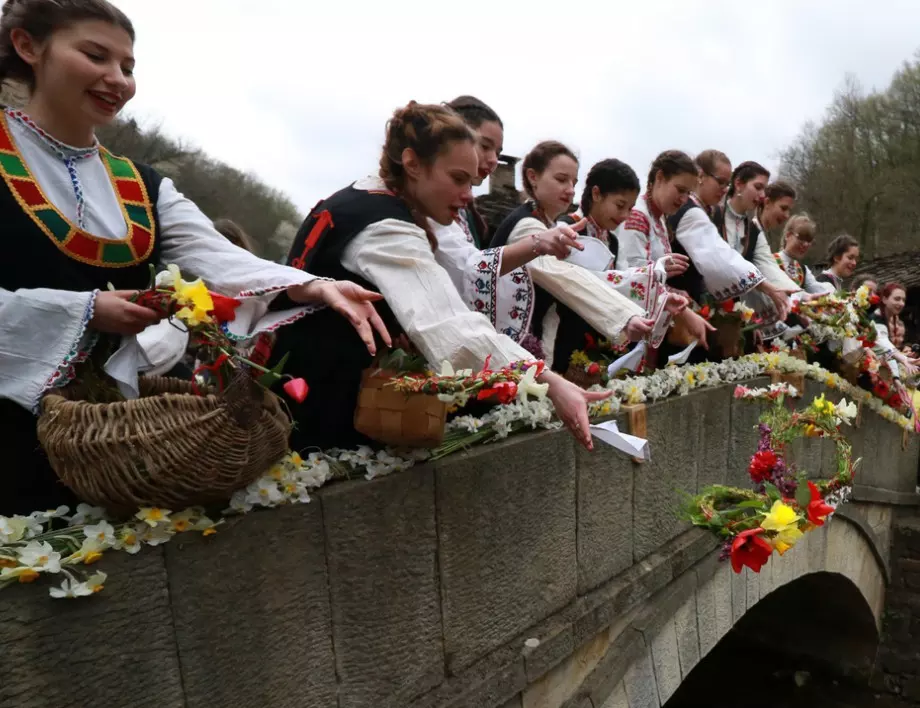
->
[289,280,392,355]
[625,316,655,341]
[541,370,611,450]
[532,220,585,259]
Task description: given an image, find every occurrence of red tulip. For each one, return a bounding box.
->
[806,481,835,526]
[748,450,778,484]
[730,527,773,573]
[283,377,309,403]
[587,362,601,376]
[209,293,242,323]
[699,305,711,319]
[477,381,518,404]
[721,300,735,314]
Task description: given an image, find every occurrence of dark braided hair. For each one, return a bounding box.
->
[579,158,639,216]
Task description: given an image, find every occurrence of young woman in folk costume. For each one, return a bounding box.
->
[487,141,670,371]
[872,283,918,378]
[618,151,790,330]
[552,158,714,368]
[0,0,389,515]
[430,96,578,346]
[275,102,611,452]
[709,162,800,334]
[774,214,834,295]
[816,233,860,291]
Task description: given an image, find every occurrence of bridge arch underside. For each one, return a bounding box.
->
[552,513,886,708]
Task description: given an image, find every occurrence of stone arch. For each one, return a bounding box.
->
[551,512,888,708]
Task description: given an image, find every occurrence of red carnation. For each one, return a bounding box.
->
[806,481,835,526]
[134,290,178,319]
[873,379,892,400]
[748,449,778,484]
[587,362,601,376]
[699,305,711,319]
[720,300,735,313]
[730,527,773,573]
[870,294,880,306]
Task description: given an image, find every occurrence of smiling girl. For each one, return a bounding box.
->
[488,141,659,368]
[774,214,833,294]
[0,0,389,514]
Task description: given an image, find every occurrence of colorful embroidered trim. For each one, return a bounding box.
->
[0,114,156,268]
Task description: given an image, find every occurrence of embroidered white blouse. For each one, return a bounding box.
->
[503,215,644,366]
[619,195,765,302]
[340,177,531,370]
[774,251,834,295]
[0,110,320,412]
[431,214,534,343]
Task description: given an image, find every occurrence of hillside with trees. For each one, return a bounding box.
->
[780,51,920,262]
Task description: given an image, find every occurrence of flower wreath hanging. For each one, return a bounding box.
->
[681,383,859,573]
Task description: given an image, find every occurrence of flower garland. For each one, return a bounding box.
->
[3,352,912,599]
[683,386,858,573]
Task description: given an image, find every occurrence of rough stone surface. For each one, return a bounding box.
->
[649,621,682,704]
[436,429,578,672]
[623,645,661,708]
[730,566,746,623]
[632,393,703,561]
[522,630,609,708]
[166,505,337,708]
[321,465,444,708]
[575,415,635,593]
[0,549,184,708]
[693,387,732,489]
[600,682,629,708]
[673,594,701,678]
[727,376,771,489]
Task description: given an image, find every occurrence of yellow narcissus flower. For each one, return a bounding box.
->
[761,500,802,534]
[811,394,836,417]
[174,277,214,311]
[176,305,213,326]
[770,524,805,555]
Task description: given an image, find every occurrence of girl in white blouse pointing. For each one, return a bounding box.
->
[276,103,612,452]
[0,0,388,514]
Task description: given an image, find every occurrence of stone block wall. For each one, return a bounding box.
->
[0,378,915,708]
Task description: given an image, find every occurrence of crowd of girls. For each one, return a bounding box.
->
[0,0,915,516]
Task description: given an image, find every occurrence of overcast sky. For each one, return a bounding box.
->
[116,0,920,216]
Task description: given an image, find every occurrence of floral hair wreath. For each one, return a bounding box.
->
[682,383,858,574]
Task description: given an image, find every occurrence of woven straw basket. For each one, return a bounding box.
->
[713,320,744,359]
[564,364,603,389]
[353,368,447,448]
[37,375,291,515]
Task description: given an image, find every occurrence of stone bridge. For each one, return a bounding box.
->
[2,377,918,708]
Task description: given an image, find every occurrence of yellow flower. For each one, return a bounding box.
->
[83,550,103,565]
[803,424,821,438]
[685,372,696,386]
[570,351,591,367]
[176,305,213,326]
[761,500,801,533]
[202,528,218,537]
[811,394,835,417]
[770,524,804,555]
[174,277,214,312]
[290,452,303,467]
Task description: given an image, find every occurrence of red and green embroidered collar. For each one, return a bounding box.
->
[0,113,156,268]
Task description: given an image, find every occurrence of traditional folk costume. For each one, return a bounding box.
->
[0,108,324,515]
[773,251,834,295]
[276,176,533,451]
[815,269,845,292]
[618,194,766,305]
[431,208,534,344]
[489,202,648,371]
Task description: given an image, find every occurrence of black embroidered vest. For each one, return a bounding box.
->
[271,184,412,451]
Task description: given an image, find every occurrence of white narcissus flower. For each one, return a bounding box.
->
[135,508,172,528]
[155,263,182,287]
[17,540,62,573]
[0,515,30,544]
[49,571,107,599]
[835,398,858,425]
[83,521,116,548]
[68,503,107,527]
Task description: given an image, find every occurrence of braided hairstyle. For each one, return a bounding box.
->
[521,140,577,199]
[0,0,133,91]
[727,160,770,197]
[646,149,696,192]
[379,101,475,250]
[446,95,502,129]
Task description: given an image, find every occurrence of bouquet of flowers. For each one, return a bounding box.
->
[565,333,632,388]
[681,385,858,573]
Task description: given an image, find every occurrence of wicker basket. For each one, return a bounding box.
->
[37,375,291,515]
[353,368,447,448]
[564,363,603,389]
[712,320,744,359]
